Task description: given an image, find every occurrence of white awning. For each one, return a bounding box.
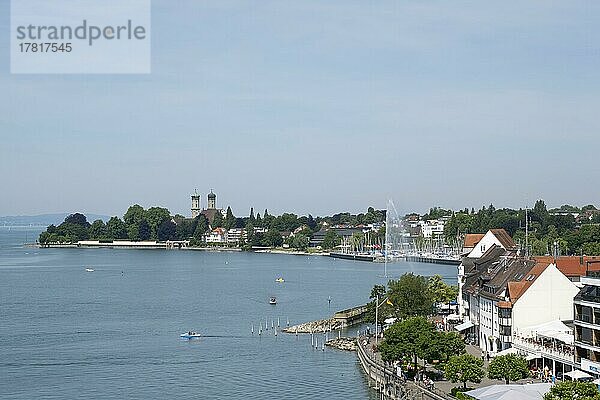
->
[467,383,551,400]
[522,320,571,338]
[455,320,474,332]
[526,354,541,361]
[384,317,397,324]
[494,347,519,357]
[555,332,574,345]
[446,314,462,321]
[565,370,593,380]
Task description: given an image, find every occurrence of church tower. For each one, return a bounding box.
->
[207,190,216,210]
[191,189,201,218]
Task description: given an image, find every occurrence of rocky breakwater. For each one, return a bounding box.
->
[282,318,344,334]
[325,337,357,351]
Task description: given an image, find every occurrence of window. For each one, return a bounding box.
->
[581,306,593,323]
[580,327,593,344]
[499,308,511,318]
[577,347,590,362]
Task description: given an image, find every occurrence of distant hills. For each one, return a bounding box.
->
[0,213,110,227]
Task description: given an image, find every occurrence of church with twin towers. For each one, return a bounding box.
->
[191,189,224,224]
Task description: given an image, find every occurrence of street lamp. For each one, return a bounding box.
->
[375,295,392,345]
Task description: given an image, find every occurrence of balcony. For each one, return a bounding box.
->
[512,336,575,365]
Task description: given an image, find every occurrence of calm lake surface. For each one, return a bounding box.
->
[0,227,457,399]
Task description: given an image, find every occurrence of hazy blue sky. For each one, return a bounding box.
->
[1,1,599,218]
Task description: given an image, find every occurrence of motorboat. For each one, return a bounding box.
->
[275,277,285,283]
[180,331,201,339]
[269,296,277,305]
[85,268,95,272]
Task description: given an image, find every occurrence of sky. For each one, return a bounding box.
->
[1,1,599,218]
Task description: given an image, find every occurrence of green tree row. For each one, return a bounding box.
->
[444,199,600,256]
[38,206,210,244]
[38,205,385,247]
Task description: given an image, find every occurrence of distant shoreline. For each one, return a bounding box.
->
[37,241,330,257]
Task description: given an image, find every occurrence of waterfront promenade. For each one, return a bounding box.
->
[357,336,450,400]
[357,337,551,399]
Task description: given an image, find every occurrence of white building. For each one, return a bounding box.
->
[226,228,245,244]
[205,228,227,243]
[461,250,579,357]
[419,219,445,238]
[510,263,579,334]
[458,229,516,318]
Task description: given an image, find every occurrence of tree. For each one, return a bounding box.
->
[145,207,171,239]
[263,209,275,228]
[89,220,107,239]
[444,354,485,389]
[321,230,341,250]
[487,354,529,384]
[440,331,467,360]
[379,317,434,368]
[224,206,236,230]
[307,214,317,231]
[64,213,89,226]
[174,217,195,240]
[290,234,309,250]
[544,381,600,400]
[124,204,146,240]
[388,273,434,319]
[123,204,145,226]
[264,229,283,247]
[245,222,255,247]
[157,219,176,241]
[193,215,209,242]
[212,212,223,228]
[422,330,466,362]
[429,275,459,305]
[56,214,90,242]
[106,217,128,239]
[139,219,151,240]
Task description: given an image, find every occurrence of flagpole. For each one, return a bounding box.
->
[375,296,390,346]
[375,294,378,345]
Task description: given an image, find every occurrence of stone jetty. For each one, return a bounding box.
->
[325,337,357,351]
[282,318,344,333]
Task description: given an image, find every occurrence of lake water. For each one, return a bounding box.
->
[0,227,457,399]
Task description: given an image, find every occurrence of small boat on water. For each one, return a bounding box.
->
[275,277,285,283]
[269,296,277,305]
[180,331,201,339]
[85,268,95,272]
